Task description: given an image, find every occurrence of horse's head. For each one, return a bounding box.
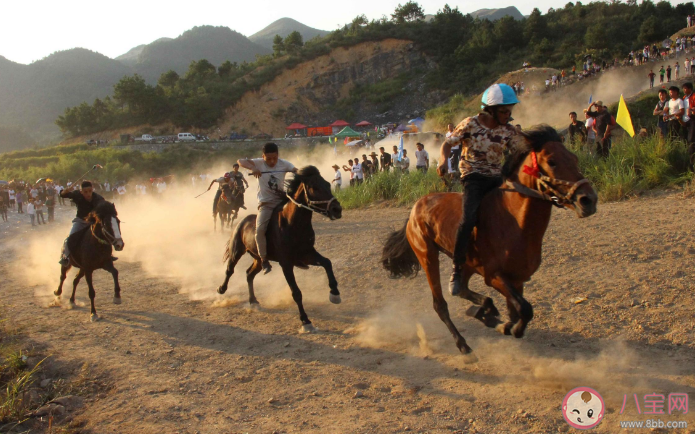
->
[504,125,597,218]
[286,166,342,220]
[220,183,234,204]
[90,201,125,251]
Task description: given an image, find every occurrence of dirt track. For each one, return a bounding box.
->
[2,191,695,433]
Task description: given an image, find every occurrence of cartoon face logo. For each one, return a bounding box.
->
[562,387,604,429]
[268,175,279,192]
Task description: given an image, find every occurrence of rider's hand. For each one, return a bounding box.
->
[251,169,262,179]
[437,162,448,177]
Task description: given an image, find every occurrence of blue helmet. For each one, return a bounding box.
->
[481,83,520,109]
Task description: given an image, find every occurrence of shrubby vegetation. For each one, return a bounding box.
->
[55,1,694,137]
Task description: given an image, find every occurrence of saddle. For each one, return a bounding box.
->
[67,226,90,264]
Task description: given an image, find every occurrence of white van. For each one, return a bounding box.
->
[177,133,196,142]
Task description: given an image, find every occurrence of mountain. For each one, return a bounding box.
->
[118,26,270,82]
[249,18,330,49]
[469,6,524,21]
[0,49,131,147]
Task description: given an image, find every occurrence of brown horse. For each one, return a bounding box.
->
[55,201,125,322]
[216,166,343,332]
[214,181,243,232]
[382,125,597,355]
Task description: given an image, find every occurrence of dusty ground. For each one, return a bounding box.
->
[1,190,695,433]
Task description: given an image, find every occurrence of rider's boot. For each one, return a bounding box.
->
[111,256,118,262]
[262,260,272,274]
[58,256,69,266]
[58,238,69,266]
[448,265,462,296]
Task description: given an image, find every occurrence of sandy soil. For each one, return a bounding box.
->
[1,190,695,433]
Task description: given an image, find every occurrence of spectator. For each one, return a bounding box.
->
[667,65,672,82]
[342,160,355,187]
[663,86,685,139]
[352,158,364,185]
[27,200,35,226]
[46,195,55,222]
[648,70,656,89]
[568,112,588,144]
[369,152,380,173]
[0,194,7,222]
[8,188,15,209]
[331,165,342,191]
[675,62,681,80]
[391,145,400,172]
[400,150,411,174]
[361,154,373,180]
[686,59,691,77]
[659,66,666,84]
[654,88,670,138]
[34,199,46,225]
[585,100,614,158]
[16,191,23,213]
[379,147,391,171]
[585,113,596,146]
[415,143,429,173]
[30,186,38,200]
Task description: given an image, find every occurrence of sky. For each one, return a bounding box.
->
[1,0,689,65]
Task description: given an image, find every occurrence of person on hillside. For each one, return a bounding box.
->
[369,152,380,173]
[0,194,7,222]
[585,101,614,158]
[437,83,523,296]
[682,82,695,168]
[659,66,666,84]
[331,165,342,191]
[379,147,392,172]
[15,191,23,214]
[675,62,681,80]
[572,65,576,76]
[34,199,45,225]
[663,86,685,140]
[400,150,411,174]
[415,143,429,173]
[667,65,672,82]
[27,200,35,227]
[58,181,112,265]
[342,159,355,187]
[8,188,15,210]
[648,70,656,89]
[238,142,297,274]
[46,195,55,222]
[654,88,670,139]
[568,112,588,144]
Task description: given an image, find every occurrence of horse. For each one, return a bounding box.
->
[382,125,598,356]
[54,201,125,322]
[214,181,244,232]
[216,166,343,332]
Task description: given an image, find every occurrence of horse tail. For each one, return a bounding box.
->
[223,218,246,263]
[381,219,420,278]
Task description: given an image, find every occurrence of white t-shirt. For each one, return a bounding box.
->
[9,190,15,200]
[391,153,399,167]
[250,158,295,203]
[30,189,38,198]
[27,203,35,215]
[352,162,364,179]
[586,118,596,139]
[415,150,429,167]
[157,182,166,193]
[117,186,126,195]
[667,98,684,119]
[401,156,410,169]
[334,170,342,185]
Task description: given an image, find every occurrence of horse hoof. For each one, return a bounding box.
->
[113,296,122,305]
[461,352,479,364]
[511,322,525,339]
[329,293,341,304]
[299,324,316,334]
[66,300,75,310]
[53,290,60,297]
[90,313,99,322]
[495,322,513,336]
[217,286,227,295]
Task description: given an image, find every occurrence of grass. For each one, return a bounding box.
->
[337,133,693,209]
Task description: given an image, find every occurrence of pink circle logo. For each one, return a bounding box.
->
[562,387,604,429]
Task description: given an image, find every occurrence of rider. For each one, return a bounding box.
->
[230,163,249,209]
[437,83,524,296]
[238,143,297,274]
[58,180,111,266]
[207,172,233,216]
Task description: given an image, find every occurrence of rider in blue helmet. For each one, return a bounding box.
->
[437,83,524,296]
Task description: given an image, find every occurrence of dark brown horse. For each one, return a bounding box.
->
[217,166,343,332]
[214,181,243,232]
[55,201,124,322]
[382,126,597,356]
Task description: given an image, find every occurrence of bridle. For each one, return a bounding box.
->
[505,151,590,208]
[90,215,121,246]
[285,182,337,219]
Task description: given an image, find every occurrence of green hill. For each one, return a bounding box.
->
[249,18,330,49]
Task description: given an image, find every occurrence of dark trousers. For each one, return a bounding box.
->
[453,174,502,266]
[596,137,612,158]
[213,190,222,214]
[48,207,55,222]
[36,211,45,224]
[17,202,23,213]
[450,148,462,173]
[649,78,654,88]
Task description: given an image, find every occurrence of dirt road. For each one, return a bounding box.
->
[1,190,695,433]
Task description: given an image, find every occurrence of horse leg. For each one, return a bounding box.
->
[213,212,217,233]
[54,264,71,298]
[84,271,99,322]
[218,242,245,295]
[103,263,121,304]
[70,269,85,306]
[280,263,313,333]
[246,260,262,304]
[489,275,533,338]
[308,249,340,304]
[460,268,502,328]
[418,244,474,356]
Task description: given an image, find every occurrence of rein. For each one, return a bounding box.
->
[285,183,336,218]
[506,151,590,208]
[90,217,119,246]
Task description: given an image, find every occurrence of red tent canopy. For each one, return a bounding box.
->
[286,123,308,130]
[355,120,373,127]
[329,120,350,127]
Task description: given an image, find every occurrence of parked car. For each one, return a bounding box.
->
[177,133,196,142]
[134,134,155,143]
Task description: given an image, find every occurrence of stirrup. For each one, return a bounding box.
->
[111,256,118,262]
[262,260,272,275]
[58,257,69,266]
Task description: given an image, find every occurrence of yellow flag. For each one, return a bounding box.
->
[616,94,635,138]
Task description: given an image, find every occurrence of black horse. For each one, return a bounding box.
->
[214,181,244,232]
[217,166,343,332]
[54,201,124,322]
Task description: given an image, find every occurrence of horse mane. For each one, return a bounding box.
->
[284,166,321,199]
[87,201,117,223]
[502,124,562,179]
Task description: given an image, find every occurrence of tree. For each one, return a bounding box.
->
[350,14,368,34]
[113,74,149,112]
[185,59,217,81]
[638,16,660,44]
[218,61,234,78]
[272,34,285,56]
[284,31,304,54]
[523,8,547,44]
[158,70,180,88]
[391,1,425,23]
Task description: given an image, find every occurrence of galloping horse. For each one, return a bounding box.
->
[217,166,343,332]
[382,126,597,355]
[55,201,125,322]
[214,180,243,232]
